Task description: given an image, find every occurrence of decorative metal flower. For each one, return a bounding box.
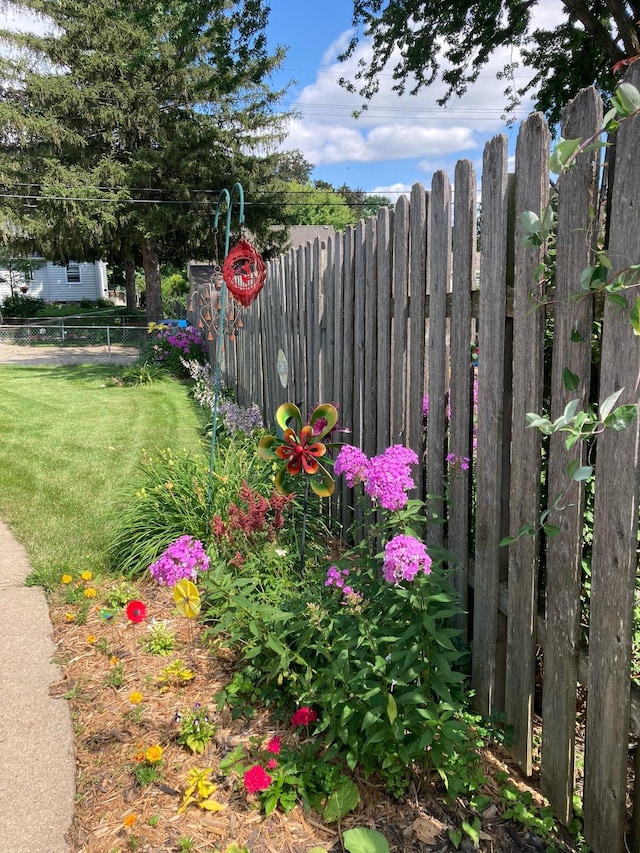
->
[125,600,147,624]
[173,579,201,618]
[258,403,339,497]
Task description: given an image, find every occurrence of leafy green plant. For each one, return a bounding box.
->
[104,579,141,609]
[156,658,195,689]
[177,767,224,813]
[105,663,125,689]
[176,705,216,753]
[121,362,167,386]
[141,620,176,655]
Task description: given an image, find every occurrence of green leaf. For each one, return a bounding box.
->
[322,778,360,822]
[386,691,398,725]
[599,388,624,422]
[611,82,640,117]
[343,828,390,853]
[462,818,481,847]
[570,465,593,482]
[549,137,582,175]
[630,297,640,336]
[520,210,541,233]
[562,367,580,391]
[605,405,638,431]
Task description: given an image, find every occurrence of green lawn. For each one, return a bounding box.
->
[0,364,206,586]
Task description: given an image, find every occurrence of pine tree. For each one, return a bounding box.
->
[0,0,289,319]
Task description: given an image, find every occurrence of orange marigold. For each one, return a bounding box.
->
[145,745,164,763]
[123,814,136,827]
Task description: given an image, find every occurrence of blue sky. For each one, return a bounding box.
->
[263,0,565,199]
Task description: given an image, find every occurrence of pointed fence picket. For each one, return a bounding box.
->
[189,69,640,853]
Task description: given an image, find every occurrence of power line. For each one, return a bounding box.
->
[0,191,391,207]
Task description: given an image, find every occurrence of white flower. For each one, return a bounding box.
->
[274,548,287,557]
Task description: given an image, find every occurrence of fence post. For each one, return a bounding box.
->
[107,326,111,359]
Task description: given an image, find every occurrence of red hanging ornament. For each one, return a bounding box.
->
[222,237,266,308]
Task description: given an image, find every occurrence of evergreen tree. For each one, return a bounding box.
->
[0,0,289,319]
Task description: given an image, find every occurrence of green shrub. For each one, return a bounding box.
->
[1,293,46,317]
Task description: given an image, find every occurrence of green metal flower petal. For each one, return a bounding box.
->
[257,434,281,461]
[274,466,297,496]
[276,403,303,435]
[309,464,335,497]
[309,404,338,441]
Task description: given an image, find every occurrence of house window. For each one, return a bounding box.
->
[66,263,81,284]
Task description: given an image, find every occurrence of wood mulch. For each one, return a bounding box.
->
[49,577,582,853]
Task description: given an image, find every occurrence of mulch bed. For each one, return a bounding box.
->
[49,577,581,853]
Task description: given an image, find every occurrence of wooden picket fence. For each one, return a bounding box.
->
[190,68,640,852]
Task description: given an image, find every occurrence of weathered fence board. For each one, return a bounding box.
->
[583,65,640,852]
[425,171,450,549]
[390,196,409,446]
[408,183,428,496]
[541,86,602,824]
[472,135,510,716]
[505,112,550,773]
[448,159,476,634]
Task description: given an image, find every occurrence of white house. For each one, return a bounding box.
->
[0,259,109,304]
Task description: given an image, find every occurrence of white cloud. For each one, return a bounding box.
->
[281,0,567,171]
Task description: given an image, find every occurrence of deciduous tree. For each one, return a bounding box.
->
[340,0,640,125]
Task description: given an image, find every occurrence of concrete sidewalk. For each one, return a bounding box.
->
[0,518,75,853]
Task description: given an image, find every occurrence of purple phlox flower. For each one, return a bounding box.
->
[341,586,364,608]
[382,534,432,585]
[446,452,471,471]
[364,445,418,511]
[334,445,370,488]
[149,535,210,586]
[325,565,350,588]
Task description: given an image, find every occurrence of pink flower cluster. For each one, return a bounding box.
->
[291,706,317,727]
[244,764,272,793]
[382,534,432,585]
[148,535,210,586]
[334,445,369,487]
[334,444,418,511]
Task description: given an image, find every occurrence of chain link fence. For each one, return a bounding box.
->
[0,324,147,348]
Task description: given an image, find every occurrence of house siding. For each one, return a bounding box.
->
[0,260,109,303]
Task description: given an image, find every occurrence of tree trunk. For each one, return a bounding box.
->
[124,255,137,312]
[141,238,163,322]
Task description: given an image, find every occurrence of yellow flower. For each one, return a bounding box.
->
[86,635,96,644]
[81,571,93,581]
[61,574,73,584]
[129,691,143,705]
[145,745,164,764]
[123,814,136,827]
[109,656,119,665]
[165,481,174,490]
[84,588,97,598]
[64,612,75,622]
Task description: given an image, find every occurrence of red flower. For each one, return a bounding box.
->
[266,758,278,770]
[243,764,272,793]
[290,706,318,727]
[265,736,281,755]
[125,600,147,624]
